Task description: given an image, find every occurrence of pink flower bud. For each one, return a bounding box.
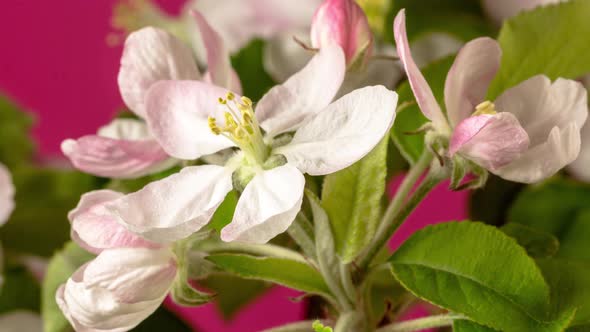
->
[311,0,373,68]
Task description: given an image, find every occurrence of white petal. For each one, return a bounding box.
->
[221,164,304,243]
[263,31,314,83]
[494,124,582,183]
[56,248,176,332]
[0,311,42,332]
[495,76,588,146]
[69,190,160,254]
[444,37,502,126]
[276,85,398,175]
[118,27,200,118]
[255,43,346,136]
[106,165,233,243]
[97,119,152,141]
[568,122,590,182]
[0,163,14,226]
[145,80,236,160]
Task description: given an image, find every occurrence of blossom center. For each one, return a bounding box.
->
[208,92,269,165]
[472,100,498,116]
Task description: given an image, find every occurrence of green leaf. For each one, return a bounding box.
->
[199,274,268,320]
[42,242,94,332]
[389,221,573,332]
[0,95,35,167]
[131,306,192,332]
[501,223,560,258]
[538,259,590,327]
[487,0,590,99]
[207,254,331,297]
[231,39,276,101]
[454,320,498,332]
[557,210,590,262]
[171,239,214,307]
[0,167,101,257]
[363,266,408,326]
[0,265,40,314]
[321,138,387,263]
[469,175,524,226]
[391,56,454,164]
[207,191,238,232]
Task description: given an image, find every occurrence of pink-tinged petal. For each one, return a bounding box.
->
[276,86,398,175]
[450,113,529,170]
[256,43,346,136]
[494,124,582,183]
[69,190,160,254]
[192,10,242,93]
[444,37,502,126]
[310,0,373,66]
[97,119,152,141]
[145,80,236,160]
[393,10,447,128]
[106,165,233,244]
[118,27,200,118]
[495,76,588,147]
[61,136,175,179]
[567,122,590,182]
[56,248,176,332]
[0,163,15,226]
[221,164,304,243]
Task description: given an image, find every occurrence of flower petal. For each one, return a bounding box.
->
[118,27,200,118]
[221,164,304,243]
[495,76,588,146]
[191,10,242,93]
[450,113,529,170]
[69,190,160,254]
[56,247,176,332]
[61,136,175,179]
[106,165,233,244]
[393,10,447,127]
[255,43,346,136]
[145,80,236,160]
[263,31,314,83]
[567,122,590,182]
[494,124,582,183]
[97,119,152,141]
[0,163,15,226]
[444,37,502,126]
[276,85,398,175]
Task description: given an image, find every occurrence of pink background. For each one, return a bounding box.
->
[0,1,468,331]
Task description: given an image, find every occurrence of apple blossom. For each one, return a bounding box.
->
[0,163,14,226]
[102,43,398,244]
[394,9,587,183]
[57,190,177,332]
[62,12,240,179]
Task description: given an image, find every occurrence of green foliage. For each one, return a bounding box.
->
[0,167,100,257]
[106,166,181,193]
[199,274,268,320]
[231,39,276,101]
[0,265,40,314]
[454,320,498,332]
[487,0,590,99]
[391,56,454,164]
[207,191,238,232]
[469,175,524,226]
[131,306,192,332]
[501,223,559,258]
[42,242,94,332]
[0,95,35,168]
[207,254,331,298]
[389,221,574,332]
[312,320,333,332]
[321,138,388,263]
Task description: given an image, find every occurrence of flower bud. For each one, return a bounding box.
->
[310,0,373,68]
[56,247,177,332]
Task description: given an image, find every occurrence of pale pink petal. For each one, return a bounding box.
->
[444,38,502,126]
[310,0,373,66]
[97,119,152,141]
[56,248,176,332]
[118,27,200,118]
[192,10,242,94]
[276,86,397,175]
[106,165,233,244]
[0,163,15,226]
[450,113,529,170]
[61,136,175,179]
[494,124,582,183]
[221,164,304,243]
[255,43,346,136]
[567,122,590,182]
[393,10,447,128]
[144,80,236,160]
[69,190,160,254]
[495,76,588,146]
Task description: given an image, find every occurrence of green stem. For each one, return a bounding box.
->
[199,241,307,264]
[339,263,356,304]
[375,314,464,332]
[357,151,435,271]
[287,213,317,259]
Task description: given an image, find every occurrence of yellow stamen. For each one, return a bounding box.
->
[473,100,498,116]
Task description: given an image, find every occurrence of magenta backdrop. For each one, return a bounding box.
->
[0,1,468,331]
